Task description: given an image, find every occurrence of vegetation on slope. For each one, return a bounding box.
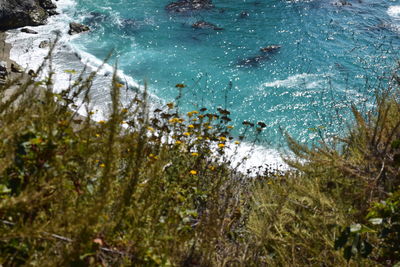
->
[0,54,399,266]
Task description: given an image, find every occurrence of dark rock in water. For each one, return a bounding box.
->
[239,11,250,18]
[0,0,49,30]
[21,28,39,34]
[192,20,223,31]
[0,61,8,80]
[68,22,90,35]
[238,45,281,67]
[260,45,281,53]
[39,40,49,48]
[11,63,23,73]
[166,0,213,13]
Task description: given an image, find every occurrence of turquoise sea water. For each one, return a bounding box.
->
[67,0,400,146]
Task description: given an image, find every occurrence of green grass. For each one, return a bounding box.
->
[0,54,399,266]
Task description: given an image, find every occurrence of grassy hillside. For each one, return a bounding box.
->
[0,56,399,266]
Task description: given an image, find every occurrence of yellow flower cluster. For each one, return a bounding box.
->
[169,117,184,124]
[187,110,199,117]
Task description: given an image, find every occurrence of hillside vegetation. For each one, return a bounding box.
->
[0,56,399,266]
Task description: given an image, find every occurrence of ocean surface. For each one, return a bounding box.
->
[6,0,400,169]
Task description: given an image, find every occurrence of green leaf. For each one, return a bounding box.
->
[64,69,77,74]
[343,246,353,261]
[0,184,11,194]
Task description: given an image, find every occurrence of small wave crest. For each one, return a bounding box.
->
[387,5,400,19]
[263,73,326,89]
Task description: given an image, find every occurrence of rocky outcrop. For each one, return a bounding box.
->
[0,0,57,30]
[38,0,56,10]
[192,20,223,31]
[38,0,58,16]
[166,0,213,13]
[0,61,8,82]
[68,22,90,35]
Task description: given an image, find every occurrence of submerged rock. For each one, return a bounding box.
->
[39,40,49,48]
[192,20,223,31]
[237,55,268,67]
[333,0,352,6]
[260,45,281,53]
[68,22,90,35]
[0,0,49,30]
[166,0,214,13]
[237,46,281,67]
[239,11,250,18]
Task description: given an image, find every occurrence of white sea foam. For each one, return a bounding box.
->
[224,142,289,175]
[263,73,326,89]
[387,5,400,19]
[5,0,288,173]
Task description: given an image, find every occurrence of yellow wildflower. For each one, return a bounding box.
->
[121,108,128,113]
[147,127,155,132]
[235,141,241,145]
[188,124,195,129]
[98,120,106,125]
[175,140,182,145]
[207,126,212,129]
[183,132,191,136]
[95,133,100,138]
[189,170,197,175]
[218,143,225,148]
[197,136,203,140]
[227,125,234,129]
[219,136,227,141]
[191,152,199,156]
[99,163,105,168]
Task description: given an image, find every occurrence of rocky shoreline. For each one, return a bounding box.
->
[0,0,59,84]
[0,0,58,31]
[0,32,22,85]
